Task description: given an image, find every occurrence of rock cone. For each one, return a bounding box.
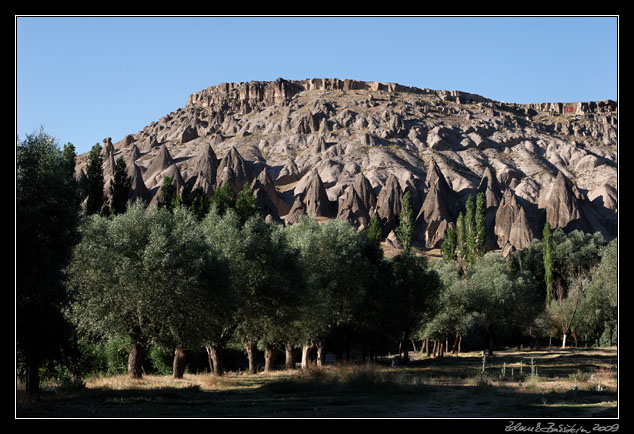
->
[336,186,371,229]
[540,171,591,233]
[352,172,377,214]
[190,143,219,197]
[216,146,254,193]
[415,160,458,248]
[302,170,335,218]
[495,188,535,256]
[375,174,403,237]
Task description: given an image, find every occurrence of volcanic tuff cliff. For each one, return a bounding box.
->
[75,78,618,254]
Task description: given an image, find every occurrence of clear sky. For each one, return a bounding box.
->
[16,16,618,155]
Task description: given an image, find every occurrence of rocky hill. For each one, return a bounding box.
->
[75,77,618,255]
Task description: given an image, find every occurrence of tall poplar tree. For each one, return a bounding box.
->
[464,194,476,265]
[85,143,105,215]
[110,157,132,215]
[62,142,77,180]
[543,221,554,306]
[475,192,487,256]
[157,175,176,211]
[17,129,81,394]
[456,212,466,267]
[441,226,457,262]
[235,182,260,225]
[366,213,383,248]
[396,190,414,254]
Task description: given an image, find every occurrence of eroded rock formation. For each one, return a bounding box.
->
[75,77,617,253]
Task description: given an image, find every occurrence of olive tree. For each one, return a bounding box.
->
[546,273,587,348]
[206,212,303,374]
[464,252,541,355]
[424,259,472,356]
[68,203,224,379]
[387,253,441,363]
[285,217,371,368]
[582,238,617,346]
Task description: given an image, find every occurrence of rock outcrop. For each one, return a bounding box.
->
[352,172,378,215]
[539,171,591,233]
[375,174,403,237]
[336,186,371,229]
[415,159,458,249]
[148,164,186,207]
[125,156,151,204]
[216,146,253,193]
[189,143,219,197]
[301,170,335,219]
[250,167,290,221]
[285,195,307,225]
[144,144,176,191]
[495,189,535,256]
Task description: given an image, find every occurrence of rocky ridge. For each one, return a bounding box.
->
[76,78,618,254]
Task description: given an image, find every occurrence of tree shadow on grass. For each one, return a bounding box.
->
[16,349,618,418]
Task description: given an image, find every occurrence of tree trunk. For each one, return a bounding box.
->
[432,340,438,357]
[285,343,295,370]
[458,334,462,354]
[411,338,418,353]
[316,338,326,367]
[401,338,410,364]
[244,339,258,374]
[425,338,430,358]
[562,332,568,349]
[301,341,314,369]
[25,359,40,396]
[172,345,186,379]
[487,335,494,356]
[128,341,146,379]
[207,346,224,376]
[264,343,275,373]
[451,333,459,354]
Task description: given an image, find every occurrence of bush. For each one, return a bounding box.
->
[149,346,173,376]
[72,338,109,377]
[104,336,131,375]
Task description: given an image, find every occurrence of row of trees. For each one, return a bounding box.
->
[67,201,442,378]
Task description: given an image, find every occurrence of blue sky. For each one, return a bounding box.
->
[16,16,618,155]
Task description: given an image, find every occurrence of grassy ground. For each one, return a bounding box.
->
[15,347,617,419]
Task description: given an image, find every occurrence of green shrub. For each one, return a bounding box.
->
[74,338,108,376]
[104,336,131,375]
[149,346,174,376]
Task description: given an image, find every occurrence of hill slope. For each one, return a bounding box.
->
[75,78,618,253]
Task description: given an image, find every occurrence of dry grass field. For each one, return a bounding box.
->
[16,347,617,419]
